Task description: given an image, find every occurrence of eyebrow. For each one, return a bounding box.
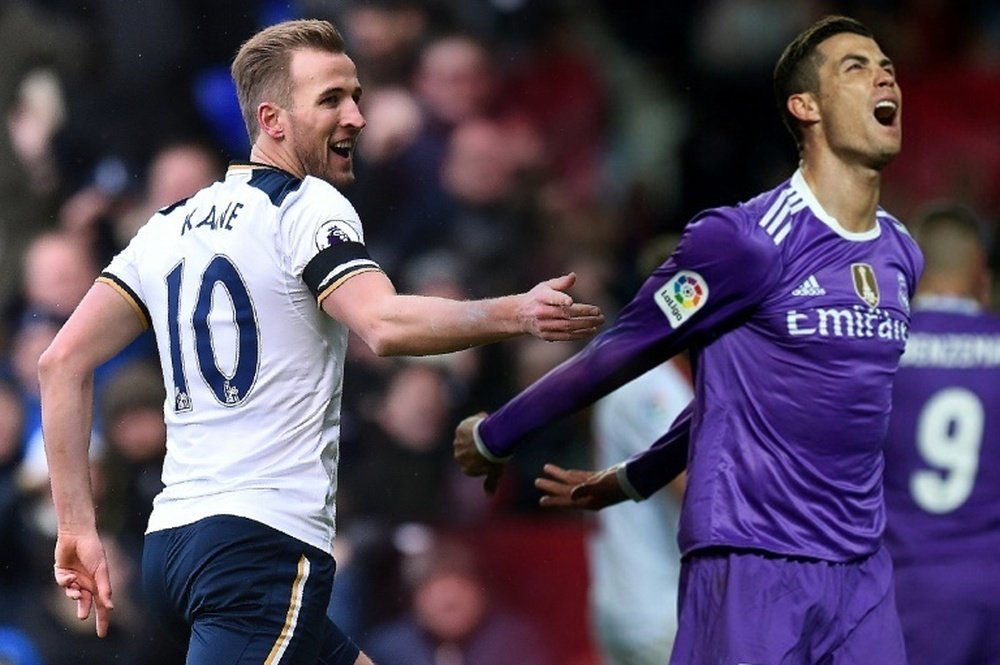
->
[318,85,363,100]
[841,53,894,69]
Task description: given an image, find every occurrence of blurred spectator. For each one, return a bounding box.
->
[496,334,591,514]
[8,312,64,491]
[7,69,66,199]
[0,0,87,301]
[7,228,154,489]
[501,6,608,205]
[355,86,425,165]
[54,0,239,177]
[350,33,513,275]
[0,373,30,603]
[364,535,555,665]
[675,0,820,223]
[337,0,432,87]
[97,360,168,558]
[4,231,99,485]
[55,139,225,274]
[587,359,692,664]
[1,227,97,354]
[0,374,24,471]
[414,34,498,130]
[113,140,225,246]
[340,362,459,527]
[347,85,427,259]
[434,117,544,294]
[20,231,98,319]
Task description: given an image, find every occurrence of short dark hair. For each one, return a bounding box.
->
[231,19,347,142]
[773,16,875,148]
[911,201,988,255]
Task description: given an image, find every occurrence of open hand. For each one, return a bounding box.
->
[521,273,604,342]
[535,463,628,511]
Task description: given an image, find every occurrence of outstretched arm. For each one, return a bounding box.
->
[322,271,603,356]
[38,282,146,637]
[453,208,779,486]
[533,403,693,510]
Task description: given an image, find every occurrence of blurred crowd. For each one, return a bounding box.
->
[0,0,996,663]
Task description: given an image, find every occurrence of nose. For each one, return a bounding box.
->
[875,67,896,89]
[342,100,365,130]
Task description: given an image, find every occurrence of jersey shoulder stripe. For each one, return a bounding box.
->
[157,196,191,216]
[245,164,305,206]
[97,272,151,327]
[754,182,804,246]
[877,209,913,237]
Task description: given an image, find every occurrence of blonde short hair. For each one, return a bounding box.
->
[231,19,346,142]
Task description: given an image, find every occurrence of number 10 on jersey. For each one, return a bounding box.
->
[166,255,261,412]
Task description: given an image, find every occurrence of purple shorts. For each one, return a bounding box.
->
[894,559,1000,665]
[669,547,906,665]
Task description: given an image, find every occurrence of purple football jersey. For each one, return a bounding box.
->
[882,297,1000,566]
[478,171,923,561]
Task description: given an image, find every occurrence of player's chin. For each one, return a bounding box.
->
[328,169,356,188]
[869,148,900,171]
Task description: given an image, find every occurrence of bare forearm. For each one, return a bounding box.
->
[368,294,525,356]
[39,355,98,530]
[324,271,603,354]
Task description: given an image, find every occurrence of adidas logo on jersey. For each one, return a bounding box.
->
[792,275,826,296]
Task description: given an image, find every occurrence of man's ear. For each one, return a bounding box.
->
[787,92,820,125]
[257,102,285,140]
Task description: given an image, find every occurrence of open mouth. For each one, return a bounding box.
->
[330,139,354,159]
[873,100,898,127]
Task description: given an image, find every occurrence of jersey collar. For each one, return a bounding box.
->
[791,169,882,242]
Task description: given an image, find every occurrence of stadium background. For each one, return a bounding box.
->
[0,0,996,663]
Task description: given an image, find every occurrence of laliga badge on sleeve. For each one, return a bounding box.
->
[655,270,709,329]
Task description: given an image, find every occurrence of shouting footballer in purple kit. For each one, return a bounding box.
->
[455,15,922,665]
[882,203,1000,665]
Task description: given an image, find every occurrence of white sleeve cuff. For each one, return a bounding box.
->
[615,462,645,502]
[473,418,511,463]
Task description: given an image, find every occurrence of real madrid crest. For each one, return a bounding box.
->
[851,263,879,308]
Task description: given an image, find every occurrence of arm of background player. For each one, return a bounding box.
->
[470,210,780,462]
[38,282,146,637]
[321,269,603,356]
[534,402,692,509]
[620,403,692,499]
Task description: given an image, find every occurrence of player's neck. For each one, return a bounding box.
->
[799,154,882,234]
[249,142,305,179]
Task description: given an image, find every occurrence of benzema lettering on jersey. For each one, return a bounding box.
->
[315,220,357,251]
[655,270,709,329]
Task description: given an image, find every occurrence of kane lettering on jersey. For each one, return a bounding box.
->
[477,170,923,561]
[882,296,1000,566]
[98,162,382,553]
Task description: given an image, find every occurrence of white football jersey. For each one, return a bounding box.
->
[100,162,382,553]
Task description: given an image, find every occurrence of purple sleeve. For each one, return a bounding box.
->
[478,208,781,457]
[621,403,692,500]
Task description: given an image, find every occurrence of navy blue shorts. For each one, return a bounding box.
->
[142,515,359,665]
